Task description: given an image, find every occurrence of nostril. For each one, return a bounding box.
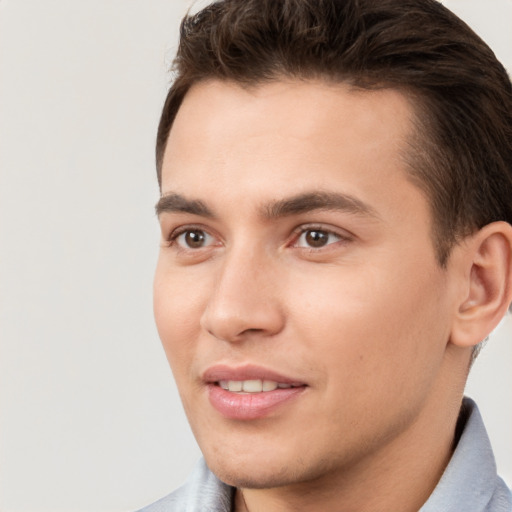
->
[205,325,266,343]
[242,328,265,335]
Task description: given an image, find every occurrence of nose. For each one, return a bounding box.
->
[200,247,285,343]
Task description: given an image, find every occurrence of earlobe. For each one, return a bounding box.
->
[450,221,512,348]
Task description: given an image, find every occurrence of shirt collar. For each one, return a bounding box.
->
[420,397,500,512]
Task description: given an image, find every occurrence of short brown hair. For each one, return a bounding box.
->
[156,0,512,265]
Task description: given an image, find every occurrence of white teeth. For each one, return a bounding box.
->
[262,380,278,391]
[217,379,292,393]
[242,379,262,392]
[229,380,243,392]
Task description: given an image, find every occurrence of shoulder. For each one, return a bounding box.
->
[136,458,234,512]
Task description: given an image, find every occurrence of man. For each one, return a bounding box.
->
[140,0,512,510]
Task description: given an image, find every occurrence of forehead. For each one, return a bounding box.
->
[161,79,421,219]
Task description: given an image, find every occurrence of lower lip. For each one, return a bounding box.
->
[207,384,306,420]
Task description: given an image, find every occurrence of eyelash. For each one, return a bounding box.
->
[165,223,352,253]
[165,224,216,248]
[292,225,351,248]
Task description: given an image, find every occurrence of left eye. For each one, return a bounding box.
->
[296,229,342,248]
[175,229,215,249]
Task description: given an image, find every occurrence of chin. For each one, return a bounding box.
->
[202,443,282,487]
[202,440,335,490]
[208,458,299,489]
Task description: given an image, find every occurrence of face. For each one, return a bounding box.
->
[154,80,458,489]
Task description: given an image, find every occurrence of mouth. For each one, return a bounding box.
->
[217,379,304,393]
[203,365,307,420]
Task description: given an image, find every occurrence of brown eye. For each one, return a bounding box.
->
[305,230,329,247]
[176,229,213,249]
[185,230,205,248]
[296,229,342,249]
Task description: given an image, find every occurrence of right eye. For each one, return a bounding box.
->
[173,229,216,249]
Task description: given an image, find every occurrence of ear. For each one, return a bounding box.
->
[450,221,512,348]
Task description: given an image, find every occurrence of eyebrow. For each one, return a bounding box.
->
[155,190,379,220]
[155,193,214,217]
[263,191,379,219]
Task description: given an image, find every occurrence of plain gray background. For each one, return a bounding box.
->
[0,1,511,511]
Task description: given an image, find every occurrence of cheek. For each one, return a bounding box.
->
[289,257,449,388]
[153,262,206,374]
[286,267,449,443]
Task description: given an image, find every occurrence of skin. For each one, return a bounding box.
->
[153,79,480,512]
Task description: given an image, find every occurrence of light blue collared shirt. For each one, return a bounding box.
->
[139,398,512,511]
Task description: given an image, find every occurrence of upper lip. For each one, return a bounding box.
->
[202,364,306,386]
